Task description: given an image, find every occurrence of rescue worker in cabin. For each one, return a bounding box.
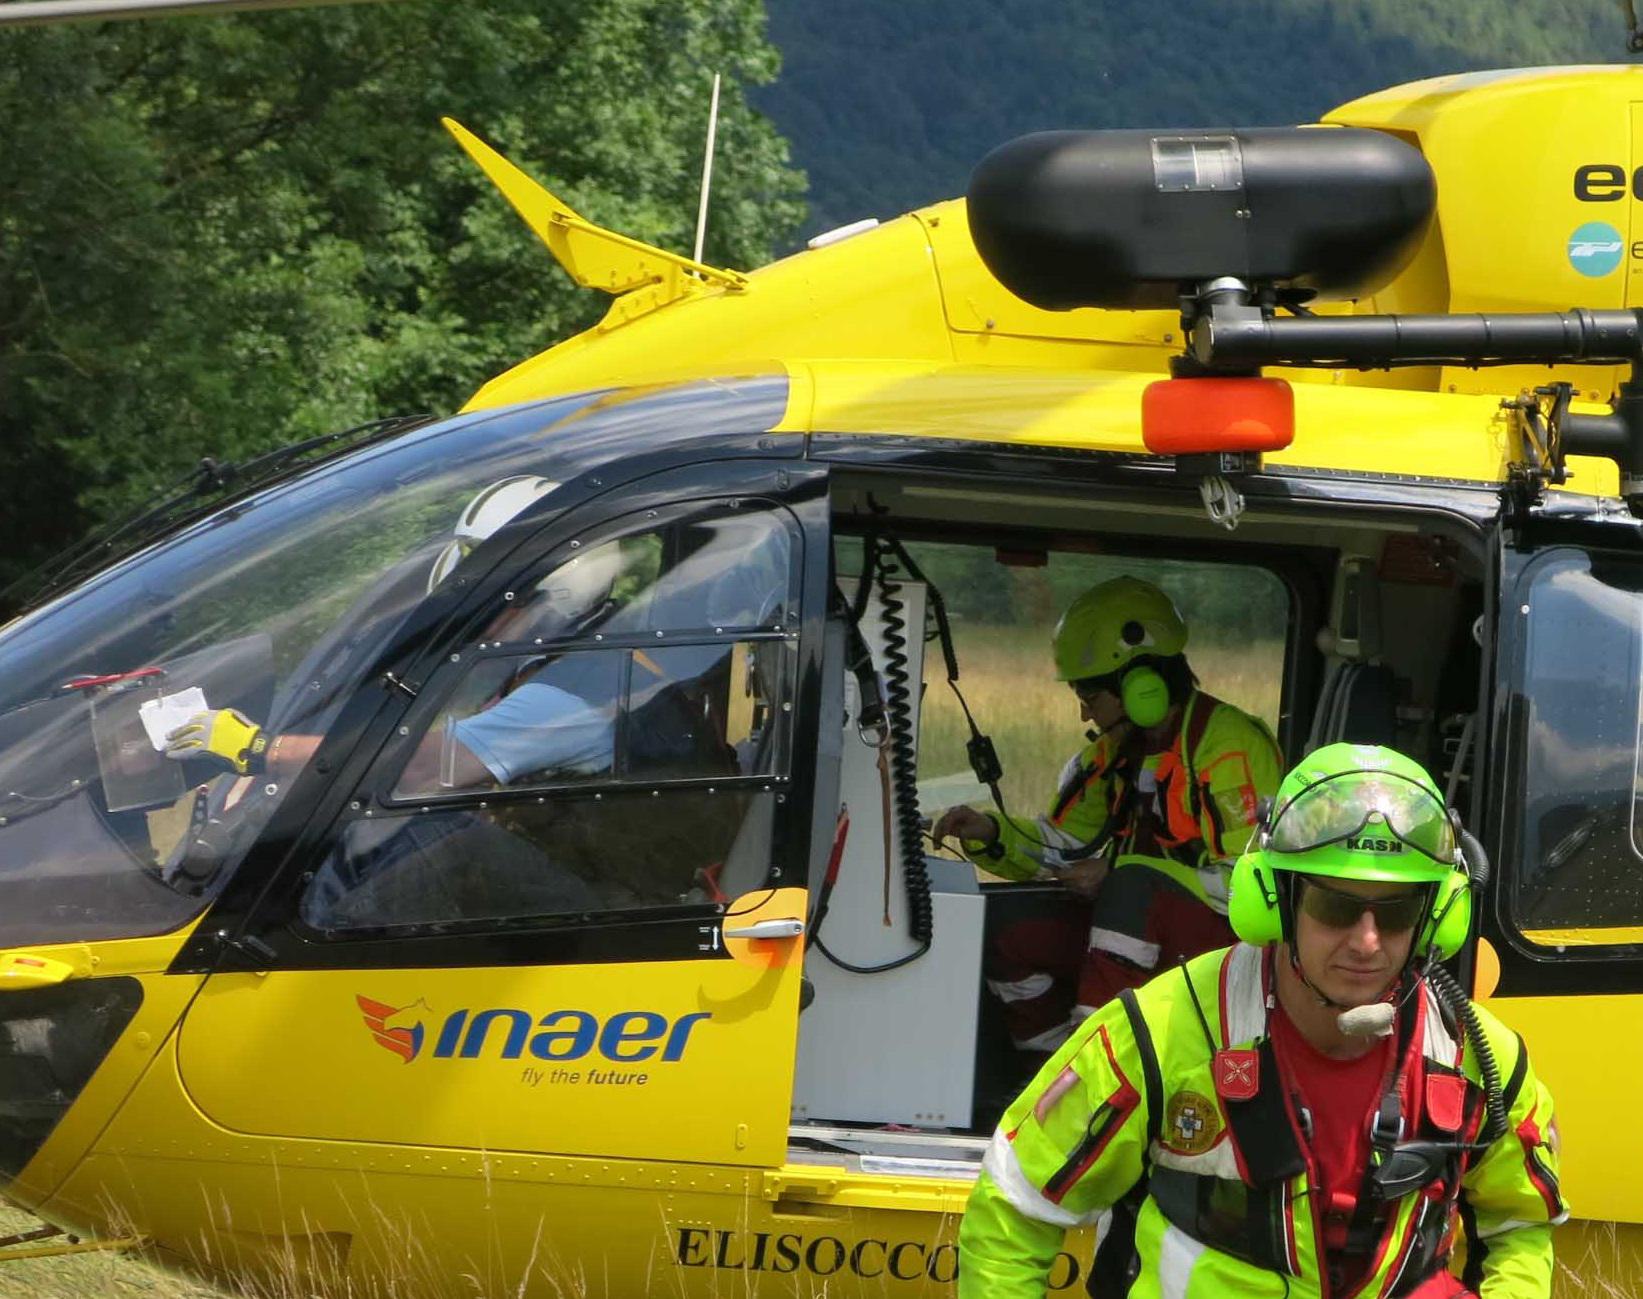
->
[958,744,1566,1299]
[933,577,1282,1052]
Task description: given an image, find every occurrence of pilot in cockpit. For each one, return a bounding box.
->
[161,475,768,796]
[159,474,616,788]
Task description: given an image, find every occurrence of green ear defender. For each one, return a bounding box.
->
[1422,871,1472,959]
[1228,849,1283,946]
[1120,664,1170,727]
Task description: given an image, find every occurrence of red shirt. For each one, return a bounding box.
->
[1270,1003,1395,1251]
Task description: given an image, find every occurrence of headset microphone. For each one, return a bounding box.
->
[1338,1002,1397,1038]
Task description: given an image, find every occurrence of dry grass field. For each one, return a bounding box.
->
[916,624,1284,816]
[3,1202,1632,1298]
[0,1206,223,1299]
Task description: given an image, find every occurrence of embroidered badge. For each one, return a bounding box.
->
[1163,1089,1223,1155]
[1213,1047,1259,1101]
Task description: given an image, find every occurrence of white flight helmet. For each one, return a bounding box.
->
[531,541,623,632]
[427,475,559,594]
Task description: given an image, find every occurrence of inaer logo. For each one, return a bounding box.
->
[355,996,712,1065]
[1568,221,1625,277]
[1346,836,1404,854]
[356,995,429,1063]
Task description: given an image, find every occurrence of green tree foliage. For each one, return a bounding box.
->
[0,1,805,600]
[758,0,1628,238]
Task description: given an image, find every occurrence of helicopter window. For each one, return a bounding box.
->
[479,508,793,645]
[309,499,800,933]
[1511,548,1643,940]
[390,639,790,801]
[301,789,777,932]
[0,381,793,950]
[307,635,790,931]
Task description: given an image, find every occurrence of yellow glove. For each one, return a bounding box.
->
[164,708,267,775]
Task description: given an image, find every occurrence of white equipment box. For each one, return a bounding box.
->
[791,580,986,1129]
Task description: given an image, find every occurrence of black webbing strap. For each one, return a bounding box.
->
[1344,984,1423,1254]
[1499,1030,1530,1119]
[1221,1038,1308,1184]
[1119,986,1163,1147]
[1087,989,1164,1299]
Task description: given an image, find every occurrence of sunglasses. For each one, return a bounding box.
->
[1298,876,1428,933]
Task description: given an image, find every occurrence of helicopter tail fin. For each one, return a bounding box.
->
[442,118,747,305]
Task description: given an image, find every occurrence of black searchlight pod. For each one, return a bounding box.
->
[967,125,1643,510]
[965,127,1436,314]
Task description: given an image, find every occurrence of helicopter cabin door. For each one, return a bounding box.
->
[173,462,826,1170]
[1483,541,1643,1228]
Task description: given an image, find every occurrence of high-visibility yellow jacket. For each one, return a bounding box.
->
[965,690,1282,910]
[959,943,1566,1298]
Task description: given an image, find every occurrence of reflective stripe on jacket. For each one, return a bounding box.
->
[958,943,1567,1298]
[965,691,1282,910]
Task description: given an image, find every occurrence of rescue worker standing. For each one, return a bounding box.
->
[959,744,1566,1298]
[934,577,1282,1051]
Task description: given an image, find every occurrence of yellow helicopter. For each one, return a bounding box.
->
[1,59,1641,1299]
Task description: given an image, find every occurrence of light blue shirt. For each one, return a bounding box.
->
[451,681,614,784]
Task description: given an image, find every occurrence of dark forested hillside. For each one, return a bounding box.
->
[0,1,804,603]
[756,0,1630,239]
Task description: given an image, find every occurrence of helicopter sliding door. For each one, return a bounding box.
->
[171,460,827,1171]
[1486,540,1643,1231]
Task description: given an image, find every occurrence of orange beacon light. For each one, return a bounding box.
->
[1141,376,1295,455]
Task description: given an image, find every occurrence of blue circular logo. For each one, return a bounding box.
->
[1568,221,1625,277]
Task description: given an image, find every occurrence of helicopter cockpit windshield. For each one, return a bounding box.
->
[0,389,656,950]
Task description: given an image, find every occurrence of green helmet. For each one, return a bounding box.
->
[1228,743,1472,956]
[1261,743,1458,884]
[1051,577,1187,683]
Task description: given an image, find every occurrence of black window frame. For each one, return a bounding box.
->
[296,495,807,941]
[170,452,831,974]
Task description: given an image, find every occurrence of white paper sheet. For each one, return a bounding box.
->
[138,687,209,752]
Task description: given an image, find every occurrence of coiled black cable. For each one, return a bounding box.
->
[810,537,933,974]
[1425,959,1507,1144]
[874,547,935,948]
[1428,822,1507,1143]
